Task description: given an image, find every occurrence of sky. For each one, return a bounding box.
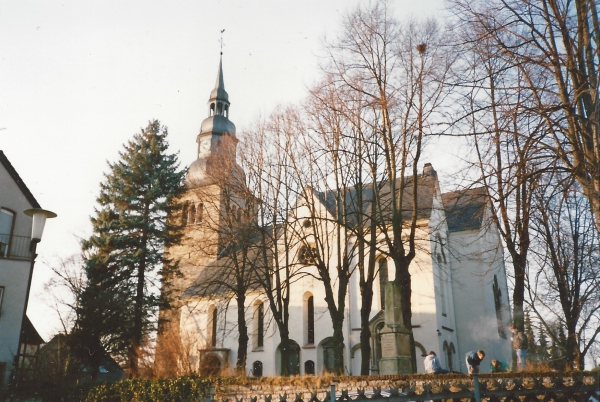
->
[0,0,447,340]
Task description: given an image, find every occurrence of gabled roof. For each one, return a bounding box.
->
[0,151,41,208]
[22,315,44,345]
[441,187,487,232]
[313,168,439,227]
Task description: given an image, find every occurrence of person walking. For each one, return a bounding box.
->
[510,324,528,371]
[424,351,449,374]
[465,350,485,374]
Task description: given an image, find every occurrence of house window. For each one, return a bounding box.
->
[493,275,506,338]
[252,361,263,377]
[254,301,264,348]
[0,208,15,258]
[378,258,388,309]
[299,244,317,265]
[306,294,315,345]
[208,305,217,347]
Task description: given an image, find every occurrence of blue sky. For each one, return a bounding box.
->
[0,0,446,339]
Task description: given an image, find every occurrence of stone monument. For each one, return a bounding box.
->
[378,281,413,374]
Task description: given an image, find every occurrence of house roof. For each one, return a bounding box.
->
[314,167,439,226]
[22,315,44,345]
[441,187,487,232]
[0,151,41,208]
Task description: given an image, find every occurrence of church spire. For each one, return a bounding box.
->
[209,55,229,104]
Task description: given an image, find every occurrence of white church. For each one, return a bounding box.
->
[156,58,513,377]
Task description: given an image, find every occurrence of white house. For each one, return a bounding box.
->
[157,60,513,377]
[0,151,46,390]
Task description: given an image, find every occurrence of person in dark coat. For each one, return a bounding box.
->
[465,350,485,373]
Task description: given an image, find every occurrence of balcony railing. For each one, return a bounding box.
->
[0,234,33,260]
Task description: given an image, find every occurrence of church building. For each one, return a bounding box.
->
[156,58,513,377]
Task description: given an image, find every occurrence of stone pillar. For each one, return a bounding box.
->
[378,281,413,374]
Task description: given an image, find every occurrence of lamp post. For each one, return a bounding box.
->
[16,208,57,372]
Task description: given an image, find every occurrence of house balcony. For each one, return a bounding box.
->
[0,234,33,261]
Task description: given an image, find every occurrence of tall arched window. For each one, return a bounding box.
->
[197,203,203,223]
[254,301,264,349]
[208,305,217,347]
[189,204,197,225]
[181,203,189,226]
[306,295,315,344]
[378,258,388,309]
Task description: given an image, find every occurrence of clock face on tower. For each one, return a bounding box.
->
[199,137,211,156]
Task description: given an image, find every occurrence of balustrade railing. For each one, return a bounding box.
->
[206,373,599,402]
[0,234,33,260]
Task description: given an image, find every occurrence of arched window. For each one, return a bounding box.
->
[216,102,223,115]
[254,301,264,349]
[378,258,388,309]
[210,103,215,116]
[304,360,315,375]
[252,361,263,377]
[278,340,300,375]
[374,322,385,362]
[208,305,217,347]
[305,294,315,345]
[197,203,203,223]
[181,203,189,226]
[189,204,197,225]
[443,341,455,372]
[224,105,229,118]
[321,338,341,373]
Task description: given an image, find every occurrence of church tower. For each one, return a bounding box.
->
[156,56,246,376]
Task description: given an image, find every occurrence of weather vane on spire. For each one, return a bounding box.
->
[220,29,225,55]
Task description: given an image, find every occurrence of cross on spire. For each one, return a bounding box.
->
[220,29,225,55]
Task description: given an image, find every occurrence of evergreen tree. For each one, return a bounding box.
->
[524,313,537,365]
[537,328,549,366]
[73,120,185,376]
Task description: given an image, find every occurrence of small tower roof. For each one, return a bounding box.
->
[210,55,229,103]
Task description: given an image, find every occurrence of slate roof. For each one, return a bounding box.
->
[314,168,439,226]
[441,187,487,232]
[0,151,41,208]
[22,315,44,345]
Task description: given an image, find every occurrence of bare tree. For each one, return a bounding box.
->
[321,1,452,372]
[449,0,600,232]
[528,172,600,369]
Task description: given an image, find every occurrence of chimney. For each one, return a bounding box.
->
[423,163,435,176]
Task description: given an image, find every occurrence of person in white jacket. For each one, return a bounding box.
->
[424,351,449,374]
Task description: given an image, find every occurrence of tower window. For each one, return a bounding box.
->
[181,203,189,226]
[197,203,203,223]
[216,102,223,115]
[210,103,215,116]
[189,204,196,225]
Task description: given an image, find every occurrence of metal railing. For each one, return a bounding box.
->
[0,234,33,260]
[206,372,600,402]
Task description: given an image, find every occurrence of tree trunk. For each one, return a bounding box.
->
[394,257,416,372]
[359,288,373,375]
[236,293,248,375]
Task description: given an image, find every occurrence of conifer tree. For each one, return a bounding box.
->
[524,313,537,365]
[73,120,185,377]
[537,328,549,366]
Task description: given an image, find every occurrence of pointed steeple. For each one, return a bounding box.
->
[210,55,229,103]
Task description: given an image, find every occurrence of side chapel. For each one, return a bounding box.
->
[156,58,513,377]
